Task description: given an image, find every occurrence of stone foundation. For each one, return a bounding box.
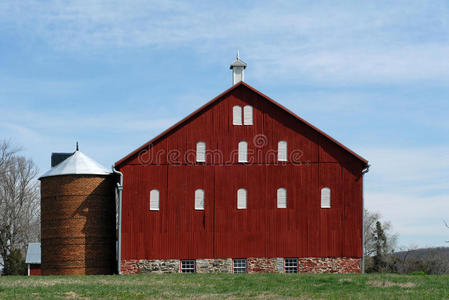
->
[138,259,180,274]
[196,258,232,273]
[247,257,283,273]
[298,257,361,273]
[121,257,360,274]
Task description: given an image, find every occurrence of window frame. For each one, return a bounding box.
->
[149,189,160,211]
[284,258,298,273]
[278,140,288,162]
[196,141,206,163]
[237,188,247,209]
[194,189,205,210]
[321,187,331,208]
[243,105,253,125]
[181,260,196,273]
[233,106,242,125]
[277,187,287,208]
[238,141,248,163]
[233,258,247,273]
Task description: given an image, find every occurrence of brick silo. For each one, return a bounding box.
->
[39,150,116,275]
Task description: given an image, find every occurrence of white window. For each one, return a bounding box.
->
[196,141,206,162]
[277,188,287,208]
[278,141,287,162]
[238,141,248,163]
[233,259,247,273]
[233,106,242,125]
[237,188,247,209]
[321,187,331,208]
[195,189,204,210]
[181,260,195,273]
[150,189,160,211]
[243,105,253,125]
[284,258,298,273]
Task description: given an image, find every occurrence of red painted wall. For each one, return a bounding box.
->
[29,264,41,276]
[118,85,365,260]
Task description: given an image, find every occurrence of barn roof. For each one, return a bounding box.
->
[25,243,41,264]
[115,81,368,167]
[39,150,111,179]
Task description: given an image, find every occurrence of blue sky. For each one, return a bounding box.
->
[0,0,448,248]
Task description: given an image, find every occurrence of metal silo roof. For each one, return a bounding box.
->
[25,243,41,264]
[39,150,111,179]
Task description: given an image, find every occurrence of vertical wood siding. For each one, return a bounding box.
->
[120,85,364,260]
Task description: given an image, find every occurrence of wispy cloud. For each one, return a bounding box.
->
[1,1,449,85]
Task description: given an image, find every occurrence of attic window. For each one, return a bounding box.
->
[238,141,248,163]
[233,106,242,125]
[277,188,287,208]
[150,189,160,211]
[195,189,204,210]
[237,188,247,209]
[243,105,253,125]
[321,187,331,208]
[196,142,206,163]
[278,141,287,162]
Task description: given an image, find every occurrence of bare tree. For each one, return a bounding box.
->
[0,140,40,272]
[364,209,397,256]
[363,209,398,272]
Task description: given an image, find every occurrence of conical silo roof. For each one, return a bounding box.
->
[39,150,111,179]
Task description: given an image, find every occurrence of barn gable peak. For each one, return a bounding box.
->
[115,82,368,168]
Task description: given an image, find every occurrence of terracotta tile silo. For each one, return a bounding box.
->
[39,151,116,275]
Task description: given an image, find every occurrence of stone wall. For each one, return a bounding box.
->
[138,259,180,274]
[121,259,180,274]
[121,260,140,274]
[247,257,283,273]
[196,259,232,273]
[121,257,361,274]
[298,258,361,273]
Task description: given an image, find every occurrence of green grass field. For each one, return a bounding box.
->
[0,273,448,299]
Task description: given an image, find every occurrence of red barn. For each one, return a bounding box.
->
[115,56,368,274]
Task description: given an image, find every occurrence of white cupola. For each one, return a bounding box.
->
[230,50,247,85]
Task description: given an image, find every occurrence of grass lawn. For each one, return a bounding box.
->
[0,273,448,299]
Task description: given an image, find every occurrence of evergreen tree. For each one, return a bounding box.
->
[372,221,387,272]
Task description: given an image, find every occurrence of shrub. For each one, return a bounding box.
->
[3,249,27,275]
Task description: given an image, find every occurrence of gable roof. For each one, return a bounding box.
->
[115,81,368,167]
[25,243,41,264]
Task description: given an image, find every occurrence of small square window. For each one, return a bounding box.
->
[181,260,195,273]
[284,258,298,273]
[233,259,247,273]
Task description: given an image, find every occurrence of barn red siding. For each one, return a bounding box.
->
[29,264,41,276]
[119,84,364,261]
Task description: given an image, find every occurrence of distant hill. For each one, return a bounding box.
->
[394,247,449,259]
[392,247,449,274]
